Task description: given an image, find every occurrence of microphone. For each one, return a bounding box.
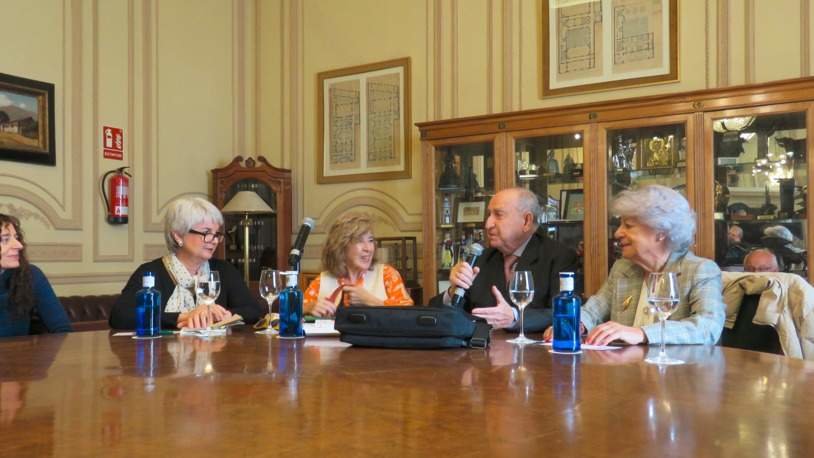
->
[451,243,484,308]
[288,217,315,269]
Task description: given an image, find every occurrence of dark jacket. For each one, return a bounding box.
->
[429,230,580,333]
[109,258,262,329]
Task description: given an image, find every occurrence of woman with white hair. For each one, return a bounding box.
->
[544,185,725,345]
[110,197,261,330]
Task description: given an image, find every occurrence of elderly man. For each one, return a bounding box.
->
[744,248,780,273]
[429,187,579,333]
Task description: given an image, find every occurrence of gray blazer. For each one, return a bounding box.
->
[581,250,725,345]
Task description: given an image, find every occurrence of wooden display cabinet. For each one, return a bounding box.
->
[212,156,292,285]
[418,77,814,298]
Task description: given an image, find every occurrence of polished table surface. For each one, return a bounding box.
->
[1,329,813,457]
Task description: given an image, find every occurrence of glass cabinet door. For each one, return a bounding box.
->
[711,110,808,278]
[605,122,688,268]
[222,180,278,281]
[514,131,586,285]
[434,141,495,294]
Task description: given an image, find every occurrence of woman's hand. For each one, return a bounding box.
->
[542,322,585,342]
[177,304,231,329]
[585,321,646,346]
[310,298,338,317]
[343,285,384,306]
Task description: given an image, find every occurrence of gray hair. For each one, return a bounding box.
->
[612,185,696,252]
[163,197,224,252]
[507,187,543,228]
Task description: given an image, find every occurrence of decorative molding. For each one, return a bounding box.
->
[517,0,523,110]
[233,0,245,156]
[487,0,493,114]
[143,243,166,261]
[451,0,458,118]
[0,0,83,230]
[717,0,729,87]
[803,0,811,76]
[434,0,442,120]
[705,0,710,88]
[92,0,135,262]
[0,197,54,228]
[49,272,131,285]
[313,195,423,234]
[502,0,513,112]
[143,0,162,232]
[744,0,755,84]
[27,243,83,262]
[281,0,304,229]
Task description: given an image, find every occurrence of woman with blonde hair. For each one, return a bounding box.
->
[303,213,413,317]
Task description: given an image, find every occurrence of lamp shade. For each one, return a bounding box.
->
[221,191,275,214]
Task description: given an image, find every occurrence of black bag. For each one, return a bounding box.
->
[334,305,491,349]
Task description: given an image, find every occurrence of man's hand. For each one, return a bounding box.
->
[447,261,480,297]
[471,286,516,329]
[585,321,646,346]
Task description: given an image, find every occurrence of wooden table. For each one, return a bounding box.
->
[1,330,813,457]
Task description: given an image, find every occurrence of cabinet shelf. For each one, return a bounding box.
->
[419,77,814,297]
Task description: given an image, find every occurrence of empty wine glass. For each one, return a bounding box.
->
[256,269,282,335]
[645,272,683,365]
[194,270,221,333]
[507,270,535,345]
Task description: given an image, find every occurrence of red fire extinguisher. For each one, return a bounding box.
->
[101,167,131,224]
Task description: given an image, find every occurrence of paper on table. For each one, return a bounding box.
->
[303,319,340,336]
[539,342,622,351]
[113,332,135,337]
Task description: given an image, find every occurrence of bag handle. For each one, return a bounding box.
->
[468,320,491,349]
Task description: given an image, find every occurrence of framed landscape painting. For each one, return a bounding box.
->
[0,73,56,166]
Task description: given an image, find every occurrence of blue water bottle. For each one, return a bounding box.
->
[278,271,304,339]
[552,272,581,353]
[136,272,162,338]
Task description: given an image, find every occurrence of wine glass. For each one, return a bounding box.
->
[256,269,282,335]
[194,270,221,333]
[507,270,535,345]
[644,272,683,365]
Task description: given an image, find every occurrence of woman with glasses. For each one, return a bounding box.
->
[110,197,261,330]
[0,214,72,337]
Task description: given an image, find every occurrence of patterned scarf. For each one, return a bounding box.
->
[161,254,209,313]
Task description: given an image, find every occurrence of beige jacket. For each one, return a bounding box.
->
[721,272,814,360]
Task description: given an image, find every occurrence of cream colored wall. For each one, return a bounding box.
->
[263,0,814,275]
[2,0,812,294]
[0,0,262,295]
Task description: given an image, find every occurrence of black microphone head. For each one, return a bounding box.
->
[468,242,484,257]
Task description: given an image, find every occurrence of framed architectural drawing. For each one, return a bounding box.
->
[540,0,678,97]
[0,73,56,166]
[317,58,411,184]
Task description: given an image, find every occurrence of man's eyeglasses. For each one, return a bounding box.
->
[188,229,225,243]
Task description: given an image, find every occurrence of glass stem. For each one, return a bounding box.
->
[659,318,667,358]
[518,307,525,340]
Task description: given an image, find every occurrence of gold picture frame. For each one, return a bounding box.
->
[0,72,56,166]
[540,0,678,97]
[317,58,412,184]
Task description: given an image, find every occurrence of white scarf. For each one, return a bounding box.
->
[161,254,210,313]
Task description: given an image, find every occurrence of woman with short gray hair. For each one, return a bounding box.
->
[544,184,725,346]
[110,197,260,330]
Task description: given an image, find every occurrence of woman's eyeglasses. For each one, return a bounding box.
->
[188,229,225,243]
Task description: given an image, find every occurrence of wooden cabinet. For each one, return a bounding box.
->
[417,77,814,298]
[212,156,292,282]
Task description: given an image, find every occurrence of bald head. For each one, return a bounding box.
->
[485,187,541,255]
[744,249,779,273]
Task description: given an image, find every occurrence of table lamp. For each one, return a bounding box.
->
[221,190,275,283]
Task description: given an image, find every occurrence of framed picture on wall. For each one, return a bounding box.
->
[317,58,411,184]
[540,0,678,97]
[0,73,56,166]
[457,201,486,224]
